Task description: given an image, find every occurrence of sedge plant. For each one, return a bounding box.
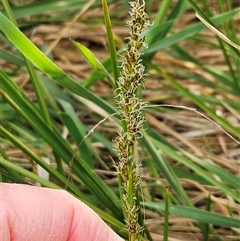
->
[112,0,151,240]
[1,0,240,240]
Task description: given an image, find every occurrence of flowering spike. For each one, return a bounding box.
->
[113,0,151,240]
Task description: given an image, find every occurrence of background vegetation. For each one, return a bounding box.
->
[0,0,239,240]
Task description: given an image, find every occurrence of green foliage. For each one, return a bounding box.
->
[143,202,240,228]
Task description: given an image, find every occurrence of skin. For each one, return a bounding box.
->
[0,183,124,241]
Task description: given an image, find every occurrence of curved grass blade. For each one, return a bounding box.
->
[0,13,116,116]
[143,202,240,228]
[71,40,114,87]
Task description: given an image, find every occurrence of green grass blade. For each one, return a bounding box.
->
[143,202,240,228]
[102,0,119,87]
[0,145,27,184]
[182,150,240,190]
[72,40,115,86]
[2,0,17,25]
[25,60,65,175]
[145,8,239,54]
[163,189,169,241]
[1,0,89,19]
[142,130,192,206]
[156,142,239,202]
[145,20,174,41]
[0,49,24,66]
[170,44,240,97]
[0,157,61,188]
[154,0,172,24]
[0,126,65,184]
[0,13,116,115]
[202,195,211,241]
[145,0,188,60]
[71,40,104,71]
[83,57,112,88]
